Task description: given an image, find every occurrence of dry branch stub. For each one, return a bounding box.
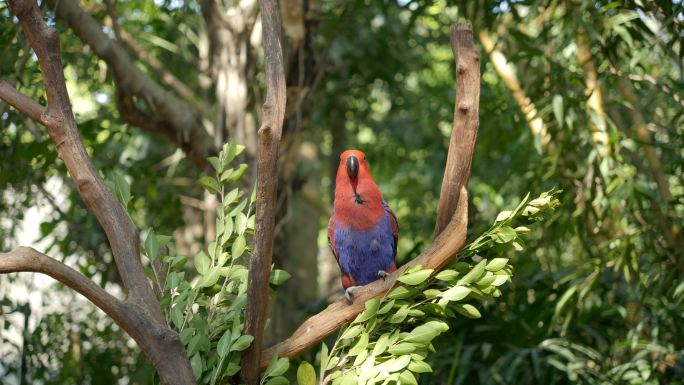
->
[261,22,481,368]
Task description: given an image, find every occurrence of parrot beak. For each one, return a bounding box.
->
[346,155,359,179]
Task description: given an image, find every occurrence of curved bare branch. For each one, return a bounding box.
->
[0,80,45,123]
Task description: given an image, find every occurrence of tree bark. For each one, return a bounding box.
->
[0,1,196,383]
[241,0,287,383]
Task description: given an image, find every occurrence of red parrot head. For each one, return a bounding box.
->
[335,150,384,214]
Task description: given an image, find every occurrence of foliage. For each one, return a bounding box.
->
[307,190,559,385]
[2,0,684,384]
[141,141,290,384]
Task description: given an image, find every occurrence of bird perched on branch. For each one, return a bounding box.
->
[328,149,398,303]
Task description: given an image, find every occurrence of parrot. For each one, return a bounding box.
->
[328,149,398,303]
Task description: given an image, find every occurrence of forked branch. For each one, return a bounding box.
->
[0,1,195,383]
[261,23,481,367]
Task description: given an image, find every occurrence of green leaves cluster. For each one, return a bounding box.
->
[306,189,560,385]
[141,140,290,384]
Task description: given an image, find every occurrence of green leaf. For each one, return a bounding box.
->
[476,272,496,287]
[235,212,248,234]
[388,286,412,299]
[495,210,512,223]
[388,305,409,323]
[170,305,184,328]
[378,299,395,314]
[380,355,411,373]
[552,94,564,126]
[408,359,432,373]
[435,269,458,281]
[199,267,221,287]
[388,343,416,355]
[338,372,358,385]
[455,304,482,319]
[230,335,254,352]
[144,229,160,261]
[493,226,517,243]
[208,156,221,172]
[399,370,418,385]
[270,269,291,285]
[441,285,471,302]
[348,332,369,356]
[372,333,391,355]
[297,361,316,385]
[397,269,433,285]
[457,259,486,286]
[355,298,381,323]
[217,330,232,358]
[404,321,448,344]
[319,343,328,376]
[194,251,210,275]
[107,170,131,207]
[232,234,246,259]
[265,357,289,377]
[492,274,509,287]
[340,325,362,340]
[264,376,289,385]
[190,354,203,380]
[199,175,220,194]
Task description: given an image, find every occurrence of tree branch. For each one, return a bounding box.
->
[242,0,287,383]
[0,247,123,317]
[8,0,161,321]
[44,0,214,168]
[2,1,196,383]
[434,23,480,237]
[0,247,195,385]
[262,22,480,367]
[0,80,45,123]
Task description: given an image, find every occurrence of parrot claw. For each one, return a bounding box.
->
[377,270,390,280]
[344,286,361,303]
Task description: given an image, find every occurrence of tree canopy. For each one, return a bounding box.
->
[1,0,683,384]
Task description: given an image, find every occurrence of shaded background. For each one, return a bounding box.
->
[1,0,683,383]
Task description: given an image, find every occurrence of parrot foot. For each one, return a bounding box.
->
[344,286,361,304]
[377,270,390,280]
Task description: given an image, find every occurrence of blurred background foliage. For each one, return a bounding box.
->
[1,0,683,384]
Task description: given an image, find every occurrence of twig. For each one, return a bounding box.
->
[0,80,45,123]
[241,0,287,383]
[261,22,480,367]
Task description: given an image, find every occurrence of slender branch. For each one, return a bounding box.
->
[45,0,214,168]
[433,23,480,237]
[242,0,287,383]
[262,22,480,367]
[0,80,45,123]
[0,247,123,317]
[0,247,195,385]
